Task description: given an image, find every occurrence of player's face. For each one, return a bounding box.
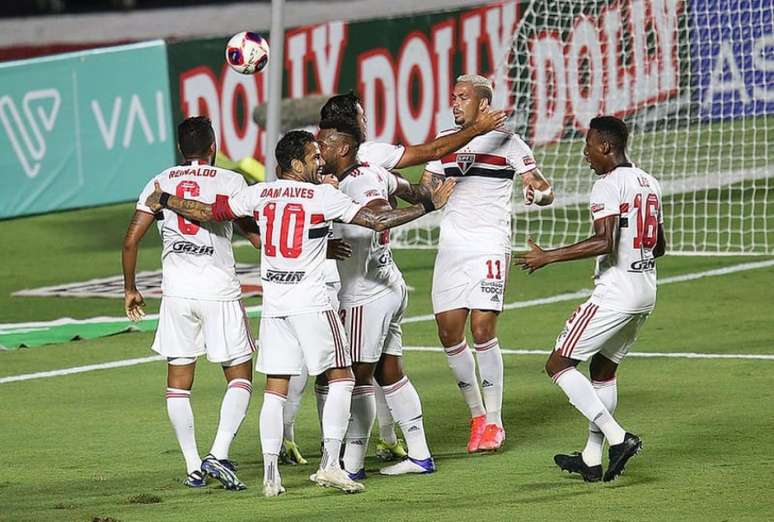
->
[451,82,482,128]
[302,141,326,183]
[584,129,607,175]
[316,130,337,174]
[355,103,367,138]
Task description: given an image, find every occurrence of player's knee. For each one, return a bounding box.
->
[471,325,496,345]
[589,354,617,381]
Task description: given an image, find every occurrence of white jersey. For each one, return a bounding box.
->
[216,179,362,317]
[136,161,246,301]
[589,165,663,314]
[426,128,536,254]
[357,141,405,170]
[336,164,403,308]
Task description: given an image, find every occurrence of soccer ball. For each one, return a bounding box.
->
[225,32,270,74]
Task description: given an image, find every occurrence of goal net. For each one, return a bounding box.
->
[392,0,772,255]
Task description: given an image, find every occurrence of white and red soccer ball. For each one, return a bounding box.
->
[225,31,270,74]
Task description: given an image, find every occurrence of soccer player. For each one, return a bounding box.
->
[316,91,507,458]
[515,116,666,482]
[122,116,258,490]
[144,130,455,496]
[423,75,554,452]
[318,123,437,478]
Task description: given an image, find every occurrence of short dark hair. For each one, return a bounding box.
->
[319,91,365,144]
[178,116,215,157]
[275,130,316,171]
[319,118,363,146]
[589,116,628,152]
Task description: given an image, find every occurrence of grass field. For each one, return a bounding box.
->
[1,202,774,521]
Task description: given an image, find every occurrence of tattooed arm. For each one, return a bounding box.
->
[122,210,157,321]
[145,180,215,222]
[390,171,431,205]
[349,178,455,232]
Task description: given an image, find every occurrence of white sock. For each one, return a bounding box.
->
[209,378,252,460]
[383,377,431,460]
[444,340,485,418]
[259,392,286,482]
[474,338,504,428]
[320,378,354,470]
[582,378,618,466]
[314,383,328,434]
[373,380,397,445]
[284,368,308,442]
[553,368,625,445]
[343,385,375,473]
[166,388,201,474]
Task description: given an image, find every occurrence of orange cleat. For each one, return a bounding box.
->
[467,415,487,453]
[478,424,506,451]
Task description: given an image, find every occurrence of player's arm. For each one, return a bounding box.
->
[390,170,431,204]
[515,215,619,273]
[122,210,156,321]
[145,180,215,222]
[393,110,507,169]
[521,168,554,206]
[348,178,455,232]
[653,223,667,258]
[234,217,261,249]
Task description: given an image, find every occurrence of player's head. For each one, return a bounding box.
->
[320,91,366,143]
[275,130,325,183]
[452,74,493,128]
[178,116,216,162]
[317,126,359,176]
[585,116,629,175]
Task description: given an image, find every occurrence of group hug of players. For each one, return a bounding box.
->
[122,74,666,497]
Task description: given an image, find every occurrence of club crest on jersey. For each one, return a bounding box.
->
[456,153,476,174]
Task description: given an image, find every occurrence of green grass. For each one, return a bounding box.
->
[1,204,774,520]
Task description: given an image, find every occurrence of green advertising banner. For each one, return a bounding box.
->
[0,41,175,219]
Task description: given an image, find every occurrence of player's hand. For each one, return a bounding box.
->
[321,174,339,189]
[420,171,442,192]
[145,181,164,212]
[514,238,550,273]
[473,110,508,135]
[124,289,146,322]
[430,178,456,210]
[523,184,536,205]
[326,238,352,260]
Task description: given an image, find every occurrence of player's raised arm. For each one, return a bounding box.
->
[515,215,619,273]
[122,209,156,321]
[349,178,455,232]
[521,168,555,206]
[146,180,258,223]
[389,170,432,204]
[394,109,507,169]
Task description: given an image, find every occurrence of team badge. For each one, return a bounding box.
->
[456,153,476,174]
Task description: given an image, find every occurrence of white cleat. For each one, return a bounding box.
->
[309,468,365,493]
[263,479,285,497]
[380,457,436,476]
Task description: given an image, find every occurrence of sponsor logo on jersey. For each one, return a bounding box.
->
[629,258,656,272]
[590,203,605,213]
[263,269,306,284]
[456,153,476,174]
[522,155,535,167]
[171,241,215,256]
[364,189,381,198]
[480,280,504,295]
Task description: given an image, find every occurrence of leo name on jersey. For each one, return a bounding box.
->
[425,128,536,254]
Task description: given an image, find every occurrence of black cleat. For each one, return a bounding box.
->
[553,452,602,482]
[603,433,642,482]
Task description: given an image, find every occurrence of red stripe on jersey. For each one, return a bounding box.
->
[310,213,325,224]
[212,194,236,221]
[474,153,507,166]
[441,153,457,164]
[619,203,629,213]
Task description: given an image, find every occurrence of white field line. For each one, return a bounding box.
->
[3,346,773,385]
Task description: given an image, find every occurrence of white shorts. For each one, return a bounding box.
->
[340,283,407,363]
[554,300,650,364]
[256,309,350,376]
[432,250,509,314]
[326,281,341,312]
[151,296,255,363]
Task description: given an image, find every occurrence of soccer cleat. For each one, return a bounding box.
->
[478,424,506,451]
[375,438,408,461]
[346,468,367,480]
[380,456,436,475]
[219,459,238,472]
[309,468,365,493]
[279,439,308,465]
[201,454,247,491]
[467,415,487,453]
[603,433,643,482]
[184,470,207,488]
[553,452,602,482]
[262,479,286,497]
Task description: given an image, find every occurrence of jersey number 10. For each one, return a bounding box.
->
[262,203,304,258]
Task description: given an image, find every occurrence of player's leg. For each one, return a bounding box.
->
[342,361,376,479]
[166,358,204,487]
[581,354,619,469]
[376,354,435,475]
[373,377,405,460]
[470,309,505,450]
[281,365,309,465]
